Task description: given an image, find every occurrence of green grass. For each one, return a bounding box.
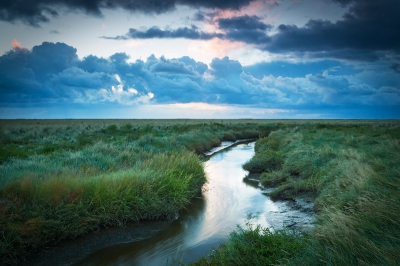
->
[1,150,206,264]
[198,121,400,266]
[192,217,305,266]
[1,119,399,265]
[0,119,273,265]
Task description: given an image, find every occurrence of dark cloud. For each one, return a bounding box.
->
[0,0,255,27]
[102,25,224,40]
[224,28,270,44]
[0,50,41,97]
[218,15,271,31]
[1,41,399,116]
[389,63,400,74]
[78,54,114,73]
[330,0,354,6]
[0,42,78,103]
[179,0,253,10]
[217,15,272,44]
[104,0,399,62]
[261,0,400,60]
[49,30,59,34]
[52,67,107,89]
[103,15,272,44]
[28,42,78,81]
[0,42,210,105]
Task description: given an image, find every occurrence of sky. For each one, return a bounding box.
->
[0,0,399,119]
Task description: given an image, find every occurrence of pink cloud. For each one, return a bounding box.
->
[213,0,279,20]
[200,0,279,37]
[12,39,28,51]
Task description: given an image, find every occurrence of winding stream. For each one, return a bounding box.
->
[32,141,314,266]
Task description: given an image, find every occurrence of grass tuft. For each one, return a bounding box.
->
[191,218,305,266]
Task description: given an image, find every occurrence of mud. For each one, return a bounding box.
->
[244,173,315,233]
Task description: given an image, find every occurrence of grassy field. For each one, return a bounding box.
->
[194,120,400,266]
[1,119,399,265]
[0,119,270,265]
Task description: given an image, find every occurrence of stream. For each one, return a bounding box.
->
[32,141,314,266]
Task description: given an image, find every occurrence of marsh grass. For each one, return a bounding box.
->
[0,119,274,265]
[1,119,399,265]
[1,151,206,264]
[191,218,305,266]
[220,121,400,266]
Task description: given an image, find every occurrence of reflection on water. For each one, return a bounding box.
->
[75,142,279,266]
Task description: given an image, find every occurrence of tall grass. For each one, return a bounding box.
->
[0,120,272,265]
[1,151,205,264]
[194,121,400,266]
[192,218,305,266]
[1,120,399,265]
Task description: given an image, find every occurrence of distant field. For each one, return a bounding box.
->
[0,118,383,163]
[0,118,385,128]
[1,119,399,265]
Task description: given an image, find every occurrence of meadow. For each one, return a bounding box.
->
[0,119,399,265]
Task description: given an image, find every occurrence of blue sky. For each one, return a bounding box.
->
[0,0,399,119]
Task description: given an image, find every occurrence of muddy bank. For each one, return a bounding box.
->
[244,173,315,233]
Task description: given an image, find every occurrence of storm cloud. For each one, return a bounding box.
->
[262,0,400,60]
[102,0,400,62]
[0,0,255,27]
[102,15,272,44]
[102,26,224,40]
[218,15,272,44]
[1,41,399,118]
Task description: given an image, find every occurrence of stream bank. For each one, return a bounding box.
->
[245,173,315,233]
[30,141,314,266]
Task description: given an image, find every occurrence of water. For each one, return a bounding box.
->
[74,142,282,265]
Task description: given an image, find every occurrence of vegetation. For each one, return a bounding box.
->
[0,119,269,265]
[192,216,305,266]
[1,119,399,265]
[197,121,400,266]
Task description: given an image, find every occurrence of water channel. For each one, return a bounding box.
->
[33,141,314,266]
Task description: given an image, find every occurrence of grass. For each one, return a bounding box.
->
[192,217,305,266]
[1,151,206,264]
[192,120,400,266]
[0,119,273,265]
[1,119,399,265]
